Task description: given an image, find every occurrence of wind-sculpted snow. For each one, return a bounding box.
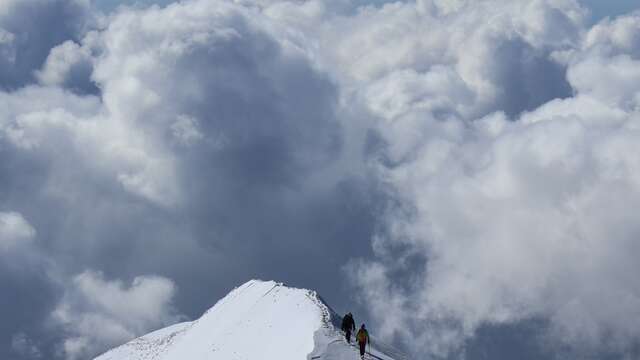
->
[94,323,190,360]
[95,280,404,360]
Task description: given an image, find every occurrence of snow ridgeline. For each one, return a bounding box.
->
[94,280,407,360]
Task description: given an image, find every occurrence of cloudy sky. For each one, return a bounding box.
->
[1,0,640,359]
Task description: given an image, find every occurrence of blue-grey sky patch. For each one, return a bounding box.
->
[580,0,639,22]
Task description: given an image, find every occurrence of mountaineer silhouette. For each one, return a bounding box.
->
[341,312,356,344]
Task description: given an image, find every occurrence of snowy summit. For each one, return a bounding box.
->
[94,280,405,360]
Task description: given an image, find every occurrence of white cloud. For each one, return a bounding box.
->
[568,55,640,109]
[584,12,640,57]
[0,85,179,207]
[1,0,344,208]
[36,39,96,93]
[0,211,36,252]
[52,271,183,360]
[342,5,640,357]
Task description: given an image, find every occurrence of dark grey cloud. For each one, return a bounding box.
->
[0,211,56,360]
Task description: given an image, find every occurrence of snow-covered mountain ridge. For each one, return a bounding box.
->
[94,280,407,360]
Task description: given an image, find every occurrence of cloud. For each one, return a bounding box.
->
[51,271,183,360]
[342,4,640,358]
[0,210,52,275]
[11,332,42,359]
[0,211,36,252]
[0,0,94,89]
[36,39,99,94]
[0,211,183,360]
[0,0,345,208]
[0,1,374,358]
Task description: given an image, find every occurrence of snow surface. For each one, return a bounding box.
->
[94,280,407,360]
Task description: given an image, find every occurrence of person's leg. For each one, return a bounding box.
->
[359,342,366,356]
[346,330,351,344]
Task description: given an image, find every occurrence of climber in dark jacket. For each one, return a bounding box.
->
[341,312,356,344]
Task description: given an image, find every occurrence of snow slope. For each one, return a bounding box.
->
[94,280,406,360]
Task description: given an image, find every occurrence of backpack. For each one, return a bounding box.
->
[356,329,368,343]
[341,316,350,331]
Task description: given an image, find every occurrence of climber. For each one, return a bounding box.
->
[341,312,356,344]
[356,323,369,359]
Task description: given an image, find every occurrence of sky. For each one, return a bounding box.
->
[580,0,639,22]
[1,0,640,359]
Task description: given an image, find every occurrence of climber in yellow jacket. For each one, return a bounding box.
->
[356,323,369,359]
